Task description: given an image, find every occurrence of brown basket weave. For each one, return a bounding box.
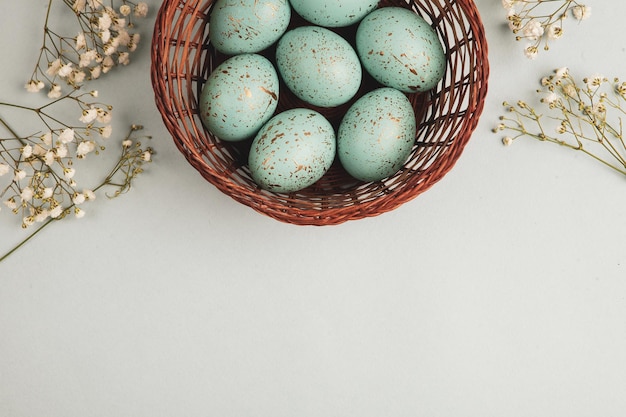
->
[151,0,489,225]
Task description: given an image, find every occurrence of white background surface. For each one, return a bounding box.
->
[1,1,625,416]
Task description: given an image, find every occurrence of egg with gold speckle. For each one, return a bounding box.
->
[356,7,446,93]
[249,109,336,193]
[338,88,416,182]
[276,26,362,108]
[209,0,291,55]
[289,0,378,28]
[199,54,279,142]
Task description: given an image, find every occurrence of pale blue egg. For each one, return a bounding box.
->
[275,26,362,108]
[199,54,279,142]
[249,109,336,192]
[209,0,291,54]
[289,0,378,27]
[356,7,446,93]
[338,88,416,182]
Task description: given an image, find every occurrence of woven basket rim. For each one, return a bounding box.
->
[150,0,490,225]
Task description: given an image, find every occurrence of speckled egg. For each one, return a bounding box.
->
[289,0,378,27]
[275,26,362,108]
[209,0,291,54]
[249,109,336,192]
[338,88,417,182]
[199,54,279,142]
[356,7,446,93]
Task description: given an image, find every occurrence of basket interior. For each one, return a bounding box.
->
[151,0,489,225]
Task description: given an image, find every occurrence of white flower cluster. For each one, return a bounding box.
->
[1,0,153,232]
[0,90,117,225]
[25,0,148,97]
[502,0,591,59]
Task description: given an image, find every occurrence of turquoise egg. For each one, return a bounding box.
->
[289,0,378,28]
[199,54,279,142]
[275,26,362,108]
[249,109,336,193]
[209,0,291,54]
[338,88,416,182]
[356,7,446,93]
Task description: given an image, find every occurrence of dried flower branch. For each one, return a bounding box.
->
[26,0,148,97]
[0,125,153,263]
[0,0,152,263]
[495,68,626,176]
[502,0,591,58]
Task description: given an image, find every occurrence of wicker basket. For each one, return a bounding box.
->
[151,0,489,225]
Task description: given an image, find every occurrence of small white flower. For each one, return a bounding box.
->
[79,107,98,123]
[70,70,86,84]
[100,125,113,138]
[41,132,53,146]
[76,32,87,50]
[88,0,103,9]
[102,55,114,73]
[90,65,102,79]
[42,187,54,199]
[74,207,86,219]
[572,5,591,21]
[134,2,149,17]
[562,83,577,98]
[113,17,127,29]
[83,189,96,201]
[35,210,50,223]
[50,205,63,218]
[101,29,111,43]
[116,29,130,47]
[14,170,27,181]
[90,90,98,97]
[98,13,112,30]
[4,198,17,210]
[58,62,74,78]
[547,24,563,40]
[502,136,513,146]
[77,140,96,156]
[23,216,35,228]
[542,92,560,106]
[21,144,33,158]
[524,45,538,59]
[25,80,45,93]
[523,20,544,41]
[59,128,75,144]
[79,49,98,67]
[46,58,62,76]
[120,4,131,16]
[97,109,112,124]
[72,193,86,205]
[20,187,34,202]
[64,167,76,179]
[44,151,55,166]
[122,139,132,148]
[56,144,68,158]
[0,163,9,176]
[555,67,569,79]
[118,52,130,65]
[48,83,62,99]
[142,151,152,162]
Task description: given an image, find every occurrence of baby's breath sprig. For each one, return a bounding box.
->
[0,0,152,263]
[0,125,153,263]
[26,0,148,98]
[502,0,591,59]
[0,88,116,228]
[496,68,626,176]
